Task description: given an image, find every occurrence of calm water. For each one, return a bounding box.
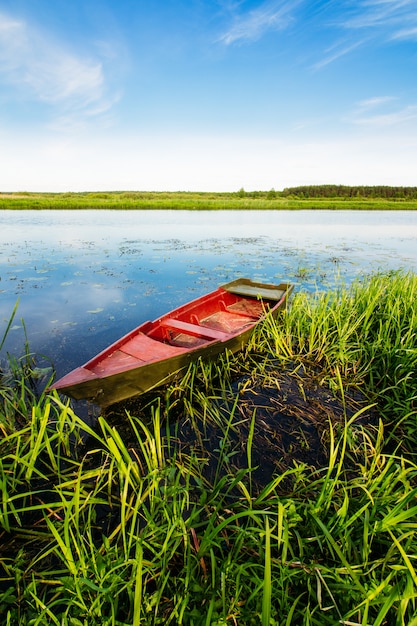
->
[1,209,417,378]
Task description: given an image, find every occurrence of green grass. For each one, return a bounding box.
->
[2,190,417,210]
[1,270,417,624]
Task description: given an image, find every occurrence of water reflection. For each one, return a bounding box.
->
[1,210,417,377]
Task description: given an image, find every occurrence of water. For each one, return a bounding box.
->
[1,209,417,377]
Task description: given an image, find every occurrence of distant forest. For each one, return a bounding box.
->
[279,185,417,199]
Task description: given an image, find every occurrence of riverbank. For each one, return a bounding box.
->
[2,190,417,210]
[1,270,417,624]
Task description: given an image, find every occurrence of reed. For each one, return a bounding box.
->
[1,270,417,624]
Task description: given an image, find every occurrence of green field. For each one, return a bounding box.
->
[1,271,417,624]
[2,189,417,210]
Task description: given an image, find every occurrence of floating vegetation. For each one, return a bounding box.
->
[2,209,417,368]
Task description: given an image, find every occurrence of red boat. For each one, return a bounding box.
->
[50,278,293,407]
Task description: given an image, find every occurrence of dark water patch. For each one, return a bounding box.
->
[105,364,379,496]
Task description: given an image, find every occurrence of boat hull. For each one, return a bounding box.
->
[50,278,293,406]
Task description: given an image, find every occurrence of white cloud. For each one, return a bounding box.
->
[354,106,417,127]
[312,38,366,70]
[0,11,119,128]
[342,0,415,30]
[349,96,417,127]
[27,54,104,107]
[217,0,302,45]
[313,0,417,69]
[358,96,397,109]
[391,25,417,39]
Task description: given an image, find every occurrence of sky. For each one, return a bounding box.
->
[1,0,417,192]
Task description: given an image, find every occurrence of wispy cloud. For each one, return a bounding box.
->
[342,0,416,32]
[218,0,417,63]
[217,0,302,46]
[391,25,417,40]
[349,95,417,127]
[312,38,366,70]
[313,0,417,69]
[358,96,397,110]
[0,11,120,129]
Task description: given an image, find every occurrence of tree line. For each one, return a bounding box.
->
[280,185,417,199]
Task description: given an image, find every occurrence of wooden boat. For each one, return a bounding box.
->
[50,278,293,407]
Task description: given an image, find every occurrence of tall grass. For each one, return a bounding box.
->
[260,270,417,452]
[1,270,417,624]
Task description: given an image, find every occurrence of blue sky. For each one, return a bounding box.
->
[1,0,417,191]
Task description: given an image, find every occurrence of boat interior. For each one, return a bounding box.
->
[147,290,275,348]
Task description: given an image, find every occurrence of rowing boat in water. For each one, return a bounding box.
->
[50,278,293,406]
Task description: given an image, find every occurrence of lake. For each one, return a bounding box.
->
[1,209,417,379]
